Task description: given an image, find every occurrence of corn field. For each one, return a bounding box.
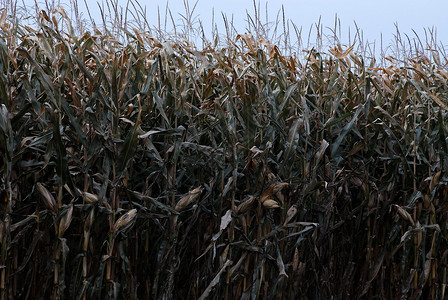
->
[1,3,448,299]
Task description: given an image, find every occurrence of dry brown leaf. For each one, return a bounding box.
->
[220,210,232,231]
[284,205,298,225]
[339,44,355,59]
[428,93,448,111]
[276,250,288,278]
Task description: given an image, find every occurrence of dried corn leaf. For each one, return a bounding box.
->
[219,210,232,231]
[198,260,232,300]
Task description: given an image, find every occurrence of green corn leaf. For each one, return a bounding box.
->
[331,104,363,160]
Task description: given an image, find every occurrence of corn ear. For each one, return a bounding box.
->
[175,187,203,211]
[262,199,280,209]
[36,183,58,216]
[113,209,137,233]
[58,204,73,237]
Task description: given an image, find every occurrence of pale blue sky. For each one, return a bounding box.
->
[22,0,448,54]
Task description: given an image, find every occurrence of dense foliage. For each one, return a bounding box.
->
[1,7,448,299]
